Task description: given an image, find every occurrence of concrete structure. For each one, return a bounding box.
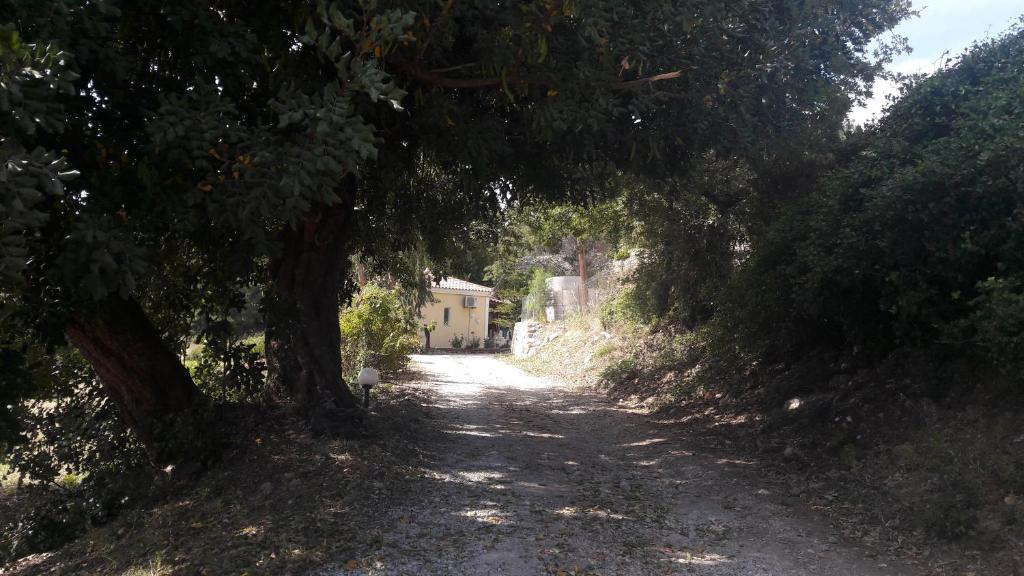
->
[545,275,582,321]
[419,277,493,349]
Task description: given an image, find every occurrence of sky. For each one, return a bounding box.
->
[848,0,1024,125]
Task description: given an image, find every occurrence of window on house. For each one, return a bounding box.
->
[443,307,451,326]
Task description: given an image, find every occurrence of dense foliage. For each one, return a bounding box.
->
[1,351,146,562]
[724,27,1024,379]
[339,283,419,380]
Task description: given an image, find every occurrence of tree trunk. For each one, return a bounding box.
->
[577,239,589,310]
[65,297,204,467]
[265,198,359,421]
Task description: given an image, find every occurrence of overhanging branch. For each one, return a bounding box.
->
[609,70,683,90]
[394,61,683,92]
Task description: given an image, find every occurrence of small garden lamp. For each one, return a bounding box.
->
[357,367,379,409]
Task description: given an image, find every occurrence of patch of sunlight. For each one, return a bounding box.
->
[623,438,668,447]
[514,480,552,490]
[583,507,631,520]
[558,505,631,520]
[429,469,507,487]
[715,457,755,466]
[635,459,660,466]
[1,462,17,495]
[517,431,564,439]
[56,472,84,489]
[237,525,264,538]
[461,507,509,525]
[550,407,588,415]
[330,452,354,463]
[564,460,579,466]
[673,550,730,566]
[447,429,497,437]
[121,553,170,576]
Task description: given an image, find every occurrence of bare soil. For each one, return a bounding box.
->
[319,354,926,575]
[2,354,950,575]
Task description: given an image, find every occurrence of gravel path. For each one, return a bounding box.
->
[322,354,922,576]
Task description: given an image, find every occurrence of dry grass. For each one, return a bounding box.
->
[119,555,169,576]
[510,315,630,389]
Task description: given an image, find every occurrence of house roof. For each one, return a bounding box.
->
[431,276,493,294]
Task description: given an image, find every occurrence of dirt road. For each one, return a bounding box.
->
[323,354,920,575]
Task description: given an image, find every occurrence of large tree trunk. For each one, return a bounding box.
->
[65,297,204,467]
[265,199,359,421]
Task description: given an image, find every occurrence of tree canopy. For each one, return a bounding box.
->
[1,0,913,462]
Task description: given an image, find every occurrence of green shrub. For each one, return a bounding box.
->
[524,269,550,322]
[625,152,756,329]
[966,277,1024,376]
[467,336,481,349]
[922,474,981,540]
[188,322,265,404]
[242,333,266,359]
[450,334,464,349]
[609,248,632,261]
[483,336,497,349]
[339,282,418,380]
[598,286,649,330]
[188,341,265,404]
[600,357,637,387]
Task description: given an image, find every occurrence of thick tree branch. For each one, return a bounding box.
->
[394,61,683,92]
[395,61,522,88]
[609,70,683,90]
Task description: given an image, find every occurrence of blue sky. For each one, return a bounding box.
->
[849,0,1024,125]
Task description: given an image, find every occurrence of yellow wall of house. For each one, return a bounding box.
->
[419,291,485,348]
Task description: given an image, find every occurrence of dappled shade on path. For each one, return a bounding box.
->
[320,354,920,576]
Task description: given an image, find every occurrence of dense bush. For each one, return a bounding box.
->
[1,351,147,562]
[523,269,550,322]
[187,320,266,404]
[626,153,756,328]
[188,340,265,404]
[722,28,1024,380]
[339,283,418,380]
[0,347,33,453]
[598,286,651,331]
